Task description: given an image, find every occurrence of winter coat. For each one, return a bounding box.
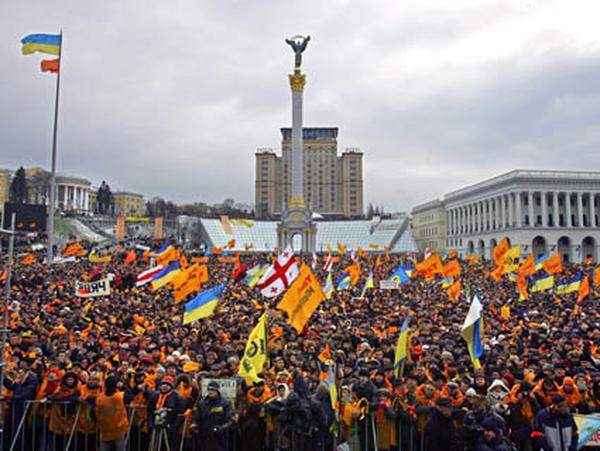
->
[534,407,578,451]
[423,409,459,451]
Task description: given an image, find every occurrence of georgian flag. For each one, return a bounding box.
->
[136,264,164,287]
[257,247,299,298]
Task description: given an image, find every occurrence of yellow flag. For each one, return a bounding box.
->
[277,263,326,333]
[337,242,347,254]
[89,251,111,263]
[502,246,521,274]
[500,306,510,319]
[238,313,268,384]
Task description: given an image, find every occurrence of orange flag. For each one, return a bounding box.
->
[172,264,204,304]
[490,265,504,282]
[416,254,443,280]
[64,242,82,256]
[318,344,333,364]
[577,276,590,302]
[542,254,563,275]
[518,255,535,278]
[20,254,35,265]
[124,249,136,265]
[442,260,461,279]
[446,279,462,301]
[0,269,7,282]
[375,255,382,267]
[357,248,366,259]
[227,239,236,249]
[466,254,480,265]
[493,238,509,266]
[277,264,325,333]
[211,247,222,255]
[593,267,600,287]
[517,275,529,301]
[343,263,362,285]
[192,256,209,264]
[446,249,457,259]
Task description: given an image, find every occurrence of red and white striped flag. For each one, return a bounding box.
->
[136,264,164,287]
[311,253,318,270]
[323,254,335,272]
[257,247,299,298]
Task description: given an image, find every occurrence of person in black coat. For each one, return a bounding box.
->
[239,402,266,451]
[2,370,39,450]
[191,380,234,451]
[145,376,185,450]
[423,397,459,451]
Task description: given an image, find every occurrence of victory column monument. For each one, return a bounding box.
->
[277,35,317,253]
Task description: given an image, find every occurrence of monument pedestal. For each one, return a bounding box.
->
[277,200,316,253]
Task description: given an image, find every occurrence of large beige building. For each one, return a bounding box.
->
[0,170,11,206]
[113,191,145,217]
[255,127,363,218]
[411,199,447,252]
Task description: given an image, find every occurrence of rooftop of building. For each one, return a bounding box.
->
[445,169,600,200]
[411,198,445,213]
[280,127,339,140]
[113,191,144,198]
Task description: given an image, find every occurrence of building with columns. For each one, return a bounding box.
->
[441,170,600,262]
[24,167,91,213]
[411,199,447,252]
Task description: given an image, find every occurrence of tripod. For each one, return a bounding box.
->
[148,426,171,451]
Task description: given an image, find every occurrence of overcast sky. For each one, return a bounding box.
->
[1,0,600,212]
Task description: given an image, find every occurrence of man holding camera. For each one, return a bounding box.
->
[191,380,234,451]
[146,375,185,450]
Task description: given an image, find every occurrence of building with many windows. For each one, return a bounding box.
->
[113,191,145,217]
[411,199,447,252]
[419,170,600,262]
[255,127,363,219]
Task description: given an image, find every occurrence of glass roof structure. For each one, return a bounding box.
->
[195,216,417,253]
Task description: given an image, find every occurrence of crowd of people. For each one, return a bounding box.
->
[0,236,598,451]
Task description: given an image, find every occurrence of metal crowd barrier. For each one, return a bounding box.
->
[1,400,419,451]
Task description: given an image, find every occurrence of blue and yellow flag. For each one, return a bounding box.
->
[183,284,225,324]
[460,295,484,370]
[151,260,181,290]
[530,274,554,293]
[336,272,351,290]
[555,272,582,295]
[323,272,334,299]
[359,272,374,298]
[394,316,411,377]
[21,33,61,55]
[534,254,549,271]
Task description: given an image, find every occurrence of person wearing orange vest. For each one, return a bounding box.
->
[84,375,131,451]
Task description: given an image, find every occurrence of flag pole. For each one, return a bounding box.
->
[46,29,62,263]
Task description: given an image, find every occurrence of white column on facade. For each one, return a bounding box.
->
[541,191,547,227]
[508,193,514,227]
[528,191,534,228]
[588,193,594,227]
[62,185,67,210]
[577,192,584,227]
[494,197,500,230]
[552,191,559,227]
[476,202,481,232]
[565,193,572,227]
[499,195,505,229]
[515,192,522,227]
[485,200,490,231]
[480,201,485,231]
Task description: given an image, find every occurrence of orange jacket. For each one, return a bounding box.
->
[95,392,130,442]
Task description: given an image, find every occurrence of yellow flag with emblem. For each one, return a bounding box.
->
[238,313,268,384]
[502,246,521,274]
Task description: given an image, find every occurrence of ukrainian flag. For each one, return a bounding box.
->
[150,260,181,290]
[324,272,334,299]
[360,272,374,298]
[460,295,484,370]
[534,254,549,271]
[337,272,351,290]
[389,265,412,285]
[530,274,554,293]
[394,315,411,376]
[183,284,225,324]
[21,33,61,55]
[555,272,582,295]
[440,277,454,288]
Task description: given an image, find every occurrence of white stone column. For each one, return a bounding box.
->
[541,192,547,227]
[565,193,572,227]
[588,193,594,227]
[528,191,534,228]
[84,189,89,211]
[494,197,500,230]
[476,202,481,232]
[499,196,505,229]
[62,185,67,211]
[508,193,514,227]
[577,192,584,227]
[552,192,559,227]
[515,192,522,227]
[480,201,485,231]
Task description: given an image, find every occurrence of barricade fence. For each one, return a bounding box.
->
[0,399,420,451]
